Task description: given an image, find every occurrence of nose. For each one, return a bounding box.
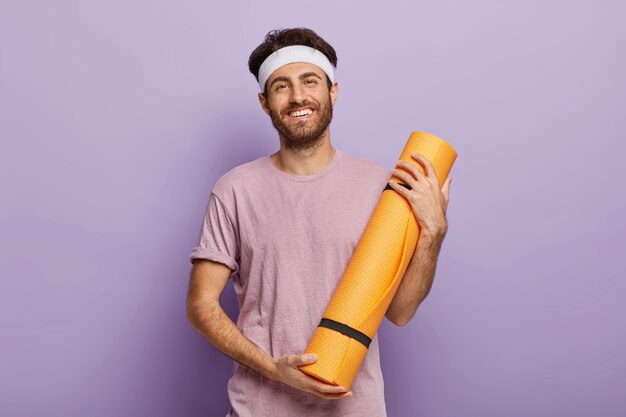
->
[289,82,307,104]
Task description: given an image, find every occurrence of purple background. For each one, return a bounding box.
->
[1,1,625,416]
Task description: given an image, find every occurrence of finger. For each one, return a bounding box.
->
[391,168,418,189]
[287,354,315,367]
[309,390,347,400]
[299,374,347,393]
[396,160,425,181]
[309,379,347,394]
[318,391,353,400]
[411,153,436,179]
[441,177,451,212]
[441,176,451,201]
[284,355,312,368]
[388,180,412,200]
[312,388,350,400]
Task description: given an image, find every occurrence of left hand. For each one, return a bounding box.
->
[388,152,451,248]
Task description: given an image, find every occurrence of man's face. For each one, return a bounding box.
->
[259,62,338,150]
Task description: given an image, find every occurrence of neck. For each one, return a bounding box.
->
[271,130,336,175]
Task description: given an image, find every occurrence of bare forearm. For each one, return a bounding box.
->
[186,261,349,399]
[385,153,452,326]
[187,300,278,380]
[386,230,445,326]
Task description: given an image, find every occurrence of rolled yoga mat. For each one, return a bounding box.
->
[299,132,457,389]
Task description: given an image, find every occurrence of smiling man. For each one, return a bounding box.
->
[187,28,451,417]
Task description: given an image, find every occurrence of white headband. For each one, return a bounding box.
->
[257,45,335,93]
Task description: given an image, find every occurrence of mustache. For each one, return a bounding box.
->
[283,101,318,113]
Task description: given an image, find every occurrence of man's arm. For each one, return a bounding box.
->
[186,259,352,399]
[385,153,452,326]
[385,228,447,326]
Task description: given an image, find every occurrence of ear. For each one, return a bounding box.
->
[258,92,271,115]
[330,82,339,106]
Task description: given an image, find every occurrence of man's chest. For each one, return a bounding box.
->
[236,186,378,260]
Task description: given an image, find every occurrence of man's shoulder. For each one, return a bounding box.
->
[212,157,269,196]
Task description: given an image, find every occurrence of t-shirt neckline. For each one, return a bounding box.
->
[264,149,342,182]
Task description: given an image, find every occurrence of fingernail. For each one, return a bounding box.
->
[305,354,317,362]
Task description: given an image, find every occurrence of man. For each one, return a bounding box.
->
[187,28,451,417]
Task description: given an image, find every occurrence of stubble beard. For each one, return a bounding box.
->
[269,94,333,152]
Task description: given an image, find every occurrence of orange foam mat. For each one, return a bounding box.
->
[299,132,457,389]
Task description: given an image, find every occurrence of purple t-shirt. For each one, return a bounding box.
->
[190,150,391,417]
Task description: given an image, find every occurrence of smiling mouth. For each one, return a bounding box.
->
[288,108,314,119]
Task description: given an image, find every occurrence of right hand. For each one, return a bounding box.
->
[272,354,353,399]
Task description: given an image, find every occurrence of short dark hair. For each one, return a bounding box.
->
[248,28,338,92]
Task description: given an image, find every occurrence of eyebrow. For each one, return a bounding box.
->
[269,71,323,88]
[299,72,322,81]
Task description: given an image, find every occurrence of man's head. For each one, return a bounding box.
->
[249,28,338,94]
[248,28,339,151]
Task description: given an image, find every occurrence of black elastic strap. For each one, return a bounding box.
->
[384,182,412,192]
[318,318,372,348]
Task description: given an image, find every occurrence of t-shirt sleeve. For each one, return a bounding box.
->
[189,193,239,275]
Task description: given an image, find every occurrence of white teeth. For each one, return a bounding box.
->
[289,109,313,118]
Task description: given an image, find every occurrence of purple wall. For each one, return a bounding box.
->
[1,1,625,416]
